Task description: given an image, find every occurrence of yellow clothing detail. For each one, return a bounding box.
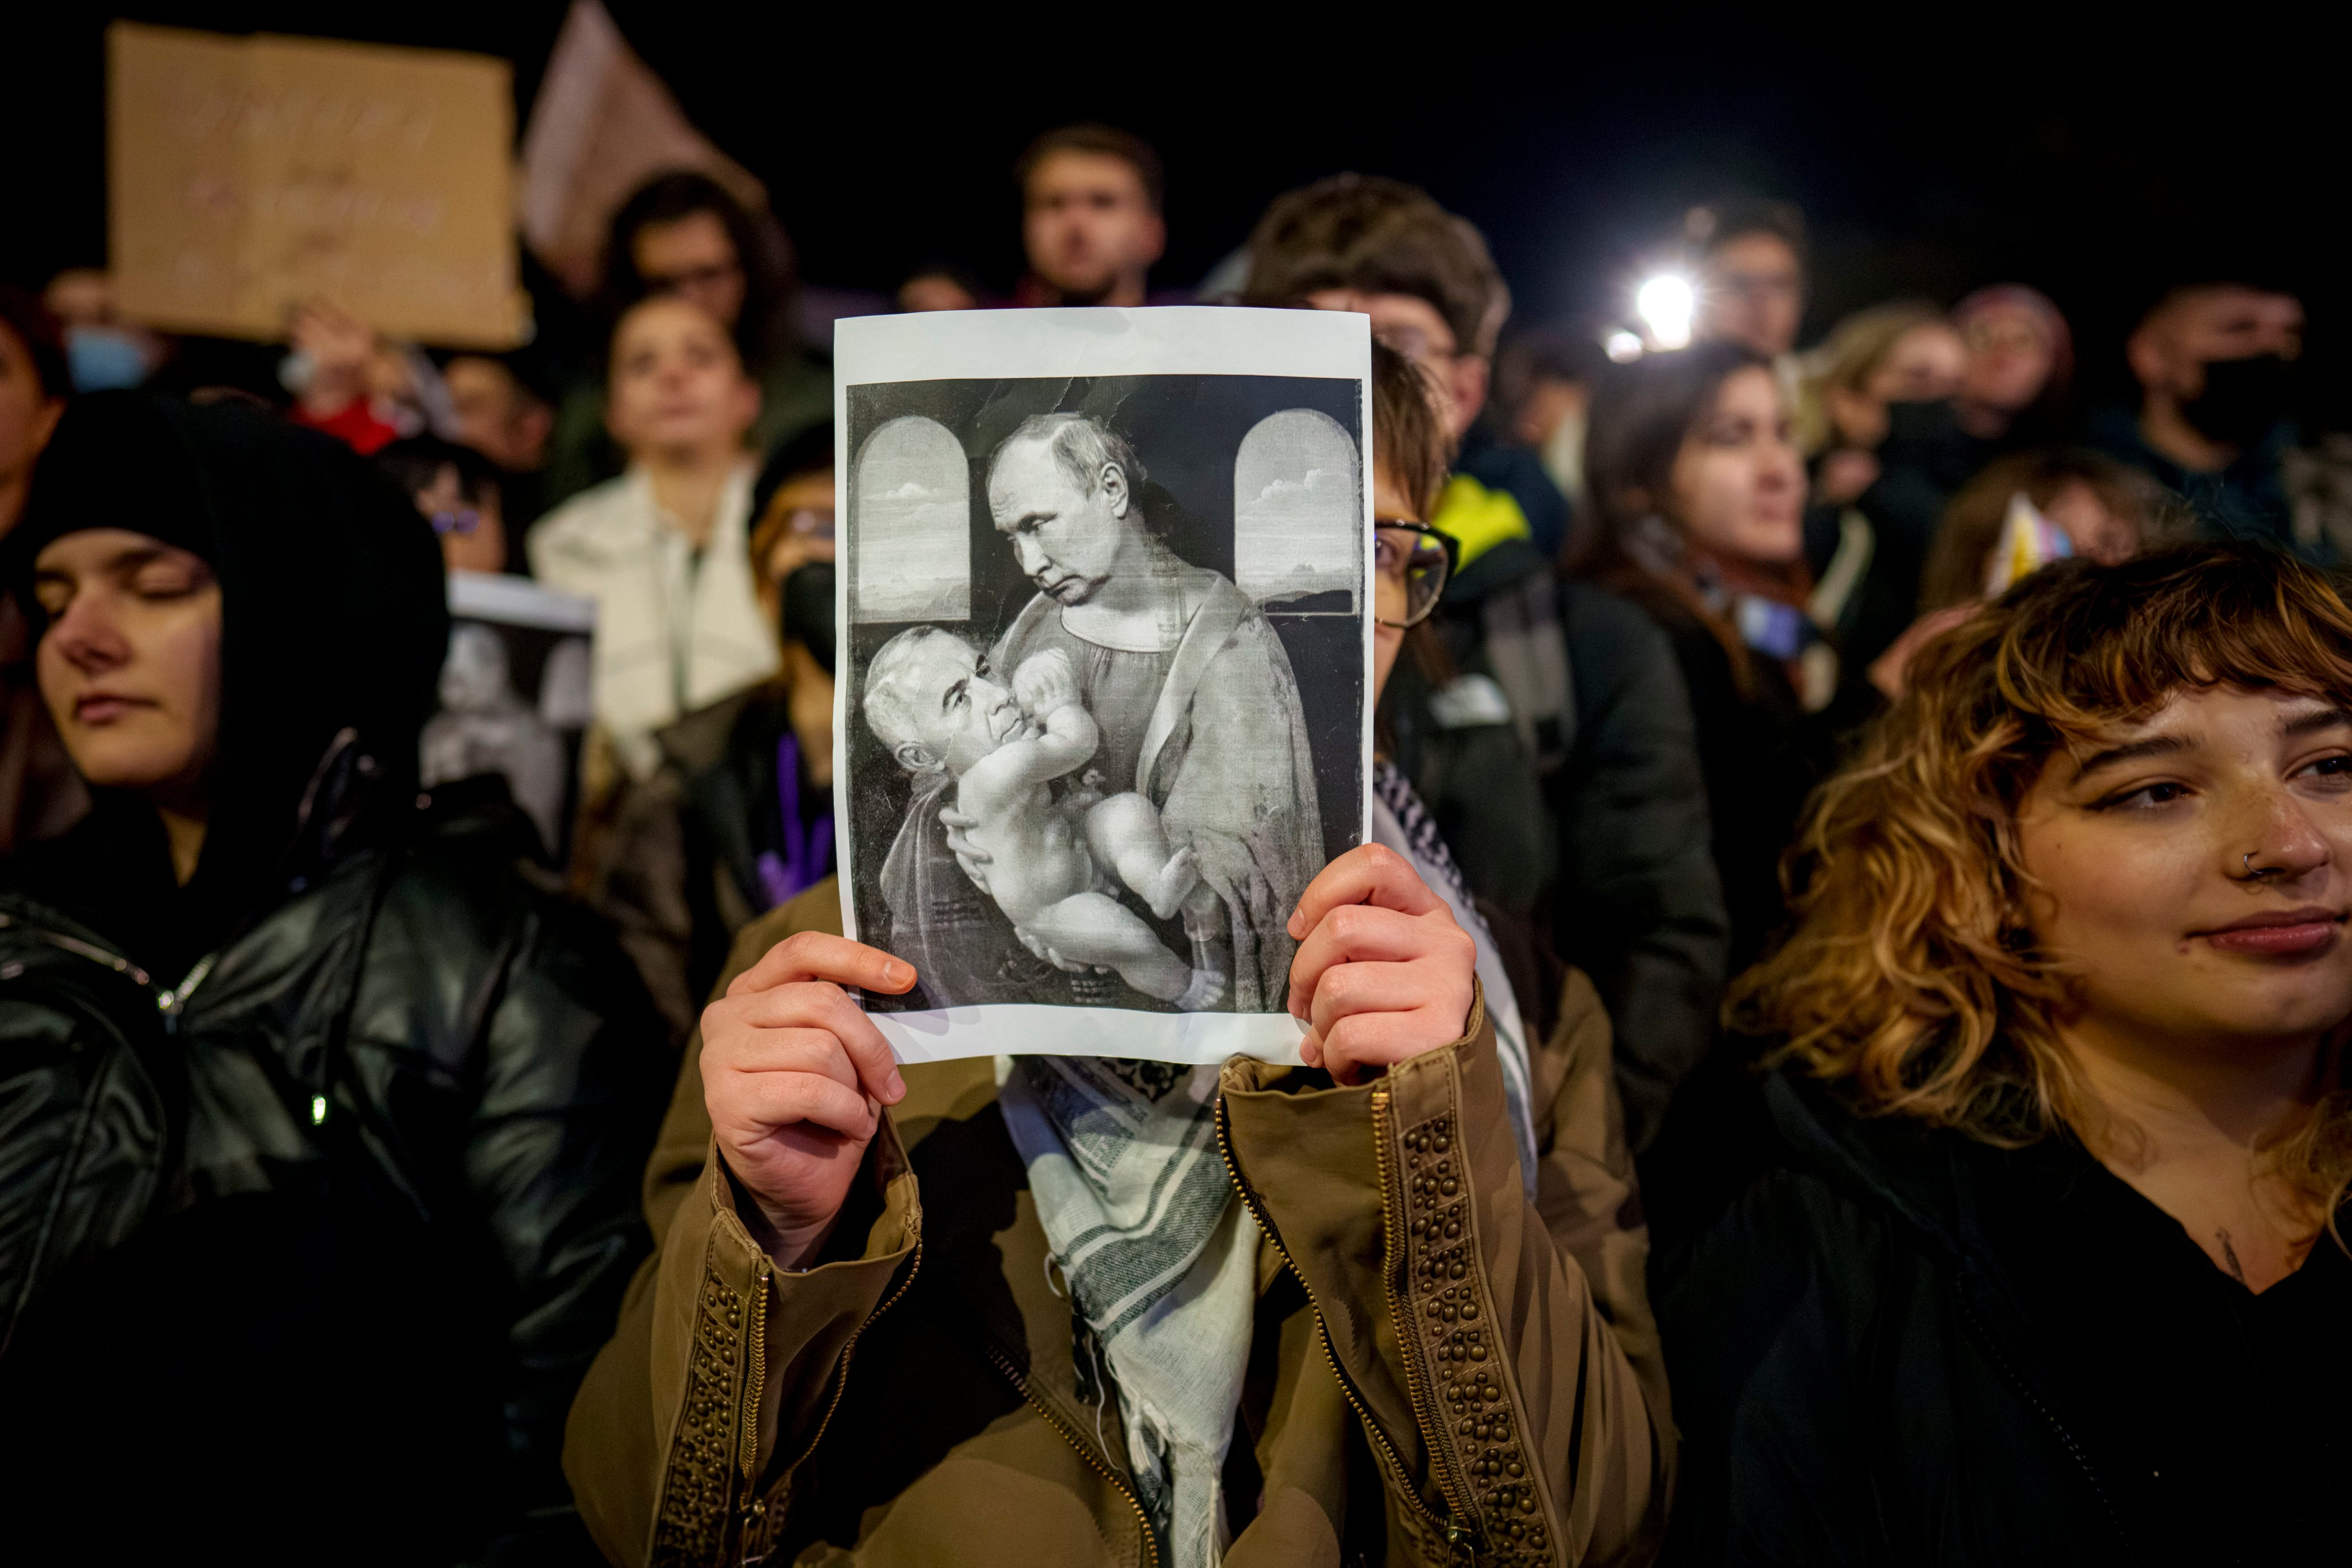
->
[1431,473,1532,571]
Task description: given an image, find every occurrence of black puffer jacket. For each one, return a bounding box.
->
[0,395,669,1564]
[0,779,669,1562]
[1653,1069,2349,1566]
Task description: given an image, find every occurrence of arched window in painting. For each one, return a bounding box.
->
[851,416,971,623]
[1231,407,1362,614]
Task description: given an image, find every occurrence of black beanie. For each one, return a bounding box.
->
[9,392,449,966]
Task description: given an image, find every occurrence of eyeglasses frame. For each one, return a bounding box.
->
[1373,517,1457,629]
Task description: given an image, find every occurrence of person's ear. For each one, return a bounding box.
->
[2125,326,2170,396]
[1099,461,1133,519]
[30,395,63,457]
[895,740,942,773]
[731,373,763,438]
[1141,211,1167,269]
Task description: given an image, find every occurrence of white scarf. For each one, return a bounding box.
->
[998,767,1539,1564]
[526,461,778,779]
[997,1057,1257,1568]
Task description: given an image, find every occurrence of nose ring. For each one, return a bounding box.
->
[2244,851,2279,879]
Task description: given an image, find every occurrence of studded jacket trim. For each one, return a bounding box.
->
[650,1259,750,1567]
[1391,1098,1555,1565]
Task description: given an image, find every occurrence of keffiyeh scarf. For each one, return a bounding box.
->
[999,767,1540,1564]
[998,1057,1258,1567]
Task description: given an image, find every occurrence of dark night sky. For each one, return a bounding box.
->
[13,6,2347,418]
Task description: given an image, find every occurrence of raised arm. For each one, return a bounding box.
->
[1220,846,1670,1565]
[563,896,920,1566]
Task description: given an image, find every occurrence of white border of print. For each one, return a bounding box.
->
[829,306,1374,1066]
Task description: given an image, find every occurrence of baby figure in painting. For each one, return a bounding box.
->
[863,629,1227,1010]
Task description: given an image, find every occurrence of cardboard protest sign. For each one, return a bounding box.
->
[109,22,523,348]
[834,307,1375,1066]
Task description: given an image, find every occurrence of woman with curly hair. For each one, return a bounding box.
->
[1655,542,2352,1566]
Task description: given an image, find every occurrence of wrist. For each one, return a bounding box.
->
[720,1157,845,1270]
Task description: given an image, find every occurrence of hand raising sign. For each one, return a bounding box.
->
[1285,844,1477,1084]
[701,932,916,1267]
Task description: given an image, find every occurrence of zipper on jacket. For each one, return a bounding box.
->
[1368,1084,1481,1550]
[1953,1291,2135,1557]
[737,1254,773,1490]
[156,951,220,1033]
[975,1331,1160,1568]
[1215,1091,1459,1550]
[751,1229,926,1543]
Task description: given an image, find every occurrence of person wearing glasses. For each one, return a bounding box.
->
[373,433,516,576]
[1249,177,1730,1156]
[543,172,833,508]
[559,338,1674,1568]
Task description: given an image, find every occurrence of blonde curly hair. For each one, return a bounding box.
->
[1733,543,2352,1225]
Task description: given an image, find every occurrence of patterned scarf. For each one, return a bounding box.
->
[1370,759,1539,1198]
[998,1056,1259,1567]
[999,767,1540,1563]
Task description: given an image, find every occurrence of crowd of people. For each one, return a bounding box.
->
[2,114,2348,1567]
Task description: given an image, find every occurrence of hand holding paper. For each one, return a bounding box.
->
[1284,844,1478,1085]
[702,932,914,1267]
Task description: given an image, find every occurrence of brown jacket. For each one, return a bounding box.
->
[564,880,1673,1566]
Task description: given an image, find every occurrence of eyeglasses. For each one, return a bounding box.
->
[1374,520,1455,628]
[430,508,482,537]
[785,506,835,541]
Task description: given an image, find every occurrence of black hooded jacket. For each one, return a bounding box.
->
[1653,1069,2350,1567]
[0,396,670,1563]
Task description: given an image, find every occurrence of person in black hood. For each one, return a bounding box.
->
[0,392,670,1564]
[1654,545,2352,1566]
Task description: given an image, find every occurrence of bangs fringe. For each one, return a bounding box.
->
[1733,544,2352,1234]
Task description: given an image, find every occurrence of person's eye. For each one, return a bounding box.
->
[132,568,199,599]
[32,581,71,616]
[2095,781,2192,812]
[2296,754,2352,785]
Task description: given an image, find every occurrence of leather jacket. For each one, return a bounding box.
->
[0,777,673,1564]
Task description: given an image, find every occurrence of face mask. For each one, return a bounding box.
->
[67,326,150,393]
[2180,352,2295,447]
[781,561,836,673]
[1881,397,1959,447]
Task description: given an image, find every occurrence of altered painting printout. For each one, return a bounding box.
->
[833,308,1373,1065]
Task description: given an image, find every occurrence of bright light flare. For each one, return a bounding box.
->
[1635,273,1696,351]
[1605,330,1645,364]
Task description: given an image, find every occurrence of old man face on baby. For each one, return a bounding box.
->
[862,629,1227,1009]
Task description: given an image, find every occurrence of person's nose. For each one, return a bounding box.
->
[46,590,128,675]
[1014,533,1049,577]
[2229,784,2334,884]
